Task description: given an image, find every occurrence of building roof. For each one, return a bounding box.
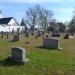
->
[20,18,26,26]
[0,17,13,24]
[20,18,29,28]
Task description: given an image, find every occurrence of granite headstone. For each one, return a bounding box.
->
[43,38,60,49]
[9,47,29,64]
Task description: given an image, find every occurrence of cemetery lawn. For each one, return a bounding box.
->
[0,35,75,75]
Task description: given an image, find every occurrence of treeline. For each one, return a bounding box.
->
[22,4,75,34]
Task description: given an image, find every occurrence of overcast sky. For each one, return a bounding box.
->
[0,0,74,23]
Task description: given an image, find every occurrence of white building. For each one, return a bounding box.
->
[0,17,25,32]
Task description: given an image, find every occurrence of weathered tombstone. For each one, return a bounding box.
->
[38,31,41,37]
[6,32,9,39]
[20,30,23,34]
[12,28,15,35]
[12,34,19,41]
[35,31,39,39]
[52,31,60,37]
[35,35,38,39]
[25,32,29,38]
[17,28,20,35]
[9,47,29,64]
[23,30,25,34]
[43,38,62,49]
[64,33,69,39]
[52,26,60,37]
[25,30,30,44]
[12,28,20,41]
[1,31,4,38]
[35,30,44,39]
[21,29,25,35]
[25,29,30,38]
[4,32,7,36]
[26,38,30,44]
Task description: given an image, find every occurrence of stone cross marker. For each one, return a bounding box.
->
[43,38,60,49]
[9,47,29,64]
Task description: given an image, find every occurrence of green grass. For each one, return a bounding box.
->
[0,35,75,75]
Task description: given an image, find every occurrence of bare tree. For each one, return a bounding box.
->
[24,4,53,34]
[37,5,53,32]
[25,6,38,34]
[68,8,75,33]
[44,9,53,31]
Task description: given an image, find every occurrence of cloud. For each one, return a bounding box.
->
[0,0,62,3]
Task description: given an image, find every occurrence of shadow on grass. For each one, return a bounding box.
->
[36,46,59,50]
[0,58,22,67]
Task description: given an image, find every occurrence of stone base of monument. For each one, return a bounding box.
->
[58,47,63,50]
[43,38,62,49]
[9,47,29,64]
[8,57,29,64]
[69,36,74,39]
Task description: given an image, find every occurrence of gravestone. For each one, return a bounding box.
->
[25,32,29,38]
[12,28,15,35]
[12,28,20,41]
[1,31,4,38]
[43,38,61,49]
[35,35,38,39]
[21,30,23,35]
[6,32,9,39]
[64,33,69,39]
[4,32,7,36]
[9,47,29,64]
[52,31,60,37]
[37,31,41,37]
[64,32,74,39]
[17,28,20,35]
[12,34,19,41]
[52,26,60,37]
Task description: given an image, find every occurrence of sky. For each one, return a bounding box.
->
[0,0,75,23]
